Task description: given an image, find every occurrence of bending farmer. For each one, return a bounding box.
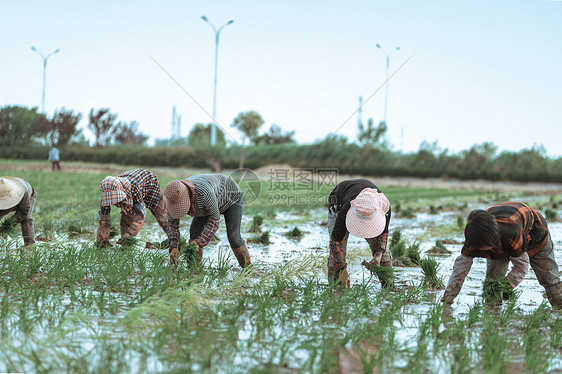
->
[0,176,36,246]
[442,202,562,308]
[164,174,250,268]
[328,179,392,287]
[96,169,167,246]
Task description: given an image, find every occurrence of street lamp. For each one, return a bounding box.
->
[201,15,234,147]
[375,43,400,125]
[30,46,60,114]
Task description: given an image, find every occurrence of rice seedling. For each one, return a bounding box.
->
[283,226,303,240]
[419,257,445,289]
[389,229,402,249]
[456,215,464,228]
[119,236,139,250]
[248,231,271,244]
[181,243,202,267]
[400,206,414,218]
[0,217,18,237]
[390,240,406,259]
[544,208,558,221]
[361,261,394,289]
[249,214,264,233]
[406,241,422,265]
[482,278,517,304]
[429,204,439,214]
[427,239,452,254]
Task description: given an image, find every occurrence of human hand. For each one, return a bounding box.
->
[170,247,179,265]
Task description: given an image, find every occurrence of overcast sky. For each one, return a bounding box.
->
[2,0,561,156]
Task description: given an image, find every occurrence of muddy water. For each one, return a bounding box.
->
[147,200,561,316]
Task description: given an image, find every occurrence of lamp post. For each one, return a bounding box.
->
[201,15,234,147]
[375,43,399,125]
[30,46,60,114]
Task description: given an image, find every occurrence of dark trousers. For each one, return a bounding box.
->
[189,196,244,248]
[51,161,61,171]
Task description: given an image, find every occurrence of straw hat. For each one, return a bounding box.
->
[0,177,26,210]
[164,180,191,219]
[345,188,390,238]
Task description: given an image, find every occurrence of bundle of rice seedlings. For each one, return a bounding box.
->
[181,243,201,266]
[249,231,271,244]
[456,216,465,228]
[427,239,452,254]
[391,240,406,259]
[284,227,303,240]
[483,278,516,304]
[249,215,264,233]
[0,217,18,237]
[389,229,402,249]
[362,260,394,288]
[120,236,139,249]
[419,257,445,289]
[406,241,422,265]
[160,237,188,250]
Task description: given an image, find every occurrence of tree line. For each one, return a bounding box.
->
[1,105,560,183]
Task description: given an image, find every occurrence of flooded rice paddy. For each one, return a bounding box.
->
[1,192,561,373]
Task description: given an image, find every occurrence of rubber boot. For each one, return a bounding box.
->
[545,283,562,309]
[21,219,35,246]
[232,242,252,268]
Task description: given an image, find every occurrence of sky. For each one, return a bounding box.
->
[2,0,562,157]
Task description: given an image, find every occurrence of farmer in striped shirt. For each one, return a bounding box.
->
[96,169,167,247]
[164,174,251,268]
[0,176,36,246]
[442,202,562,308]
[328,179,392,287]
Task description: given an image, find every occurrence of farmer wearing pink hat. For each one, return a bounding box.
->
[0,176,36,246]
[328,179,392,287]
[96,169,167,247]
[164,174,250,268]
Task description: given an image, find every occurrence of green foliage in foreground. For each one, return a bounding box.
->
[0,241,560,373]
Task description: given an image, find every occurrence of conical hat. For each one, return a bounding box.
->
[0,177,26,209]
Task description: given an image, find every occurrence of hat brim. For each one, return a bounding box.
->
[0,177,26,210]
[345,205,386,238]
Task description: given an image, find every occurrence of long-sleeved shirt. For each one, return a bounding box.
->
[443,202,547,303]
[48,148,60,162]
[167,174,241,249]
[0,177,35,222]
[461,202,549,259]
[328,179,391,242]
[98,169,162,221]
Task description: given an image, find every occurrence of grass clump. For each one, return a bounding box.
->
[419,257,445,289]
[427,239,452,254]
[0,217,18,237]
[284,226,303,240]
[483,278,517,304]
[249,214,264,233]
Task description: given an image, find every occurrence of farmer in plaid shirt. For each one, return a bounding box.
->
[96,169,167,246]
[442,202,562,308]
[164,174,251,268]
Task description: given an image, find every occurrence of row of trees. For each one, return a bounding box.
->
[0,106,148,147]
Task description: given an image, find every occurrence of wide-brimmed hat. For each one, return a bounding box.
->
[0,177,26,210]
[345,188,390,238]
[100,176,130,206]
[164,180,191,219]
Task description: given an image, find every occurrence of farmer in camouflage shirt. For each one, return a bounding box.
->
[96,169,167,246]
[0,176,36,246]
[442,202,562,308]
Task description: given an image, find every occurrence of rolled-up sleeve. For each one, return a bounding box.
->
[506,252,530,288]
[442,255,474,303]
